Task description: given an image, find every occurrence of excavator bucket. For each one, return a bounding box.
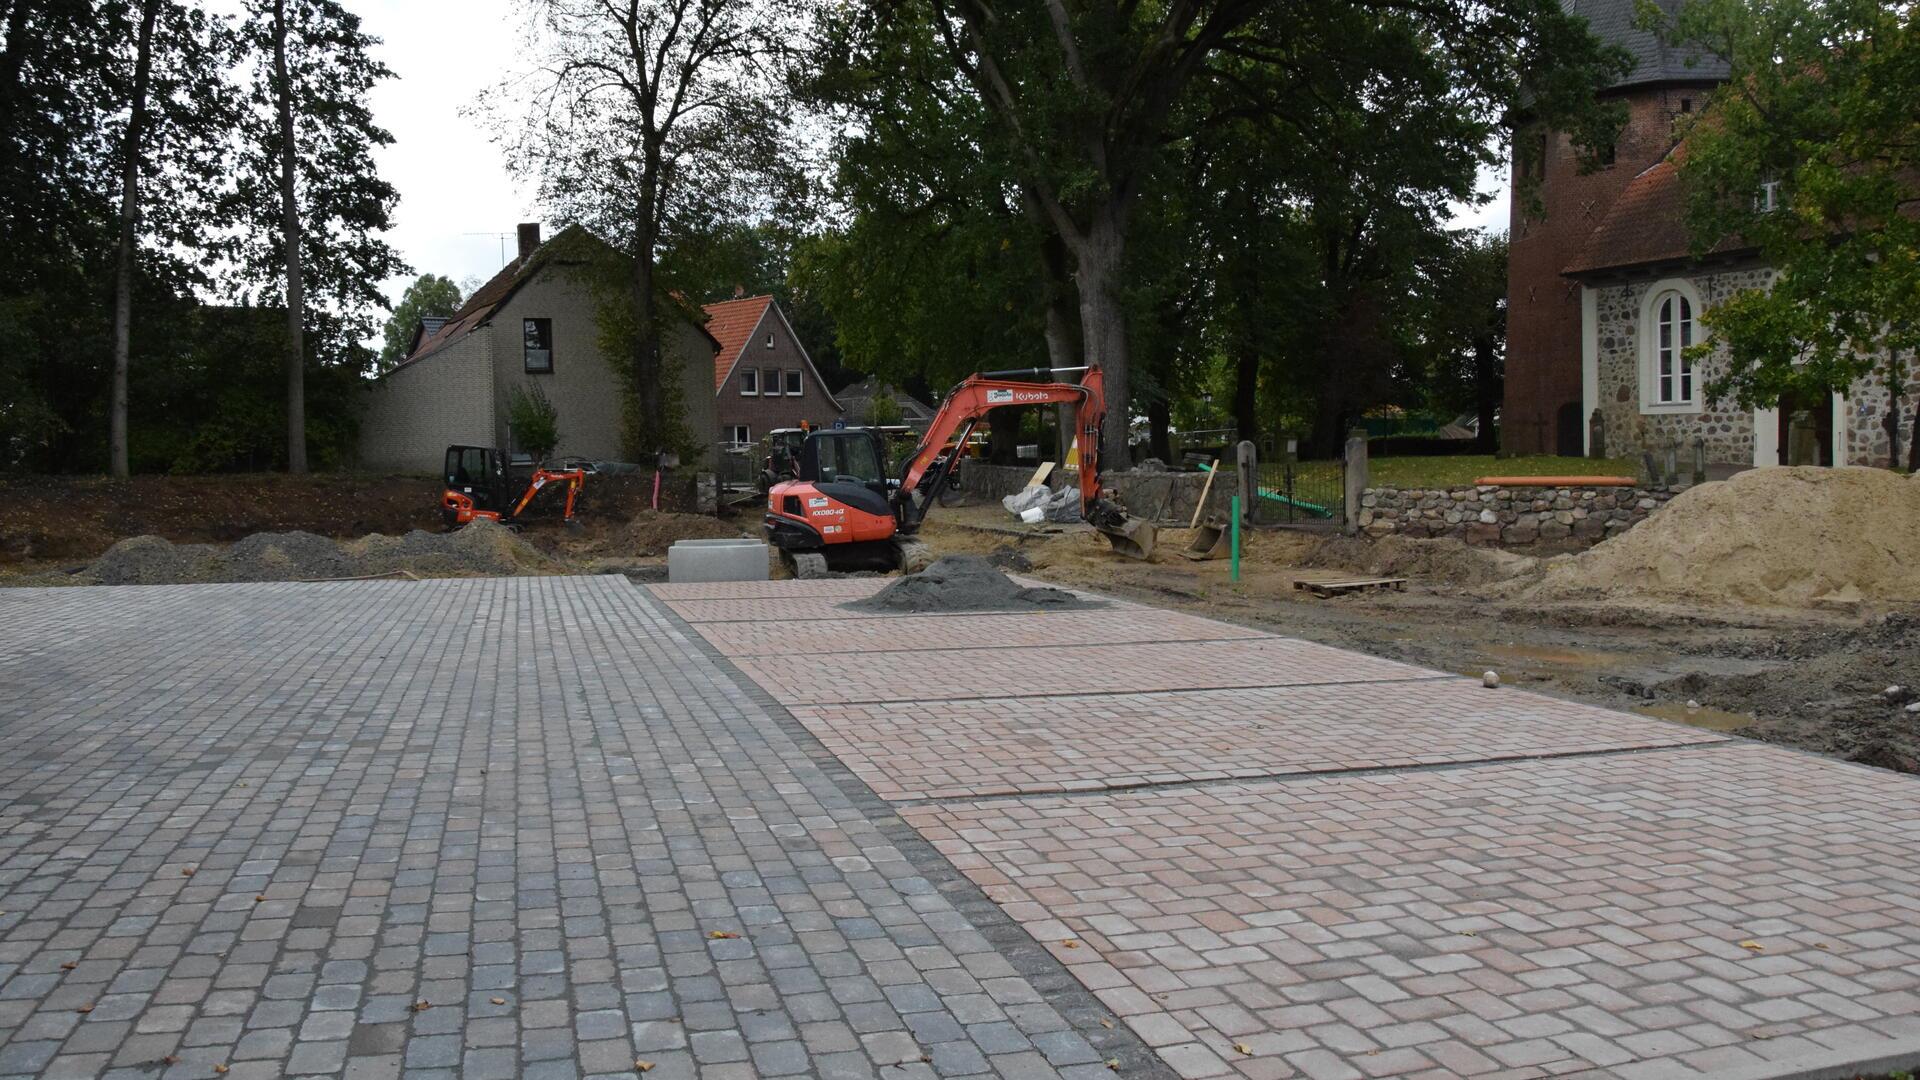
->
[1181,517,1230,561]
[1097,515,1157,560]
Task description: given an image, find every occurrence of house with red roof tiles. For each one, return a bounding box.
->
[1508,0,1917,470]
[705,293,842,450]
[357,224,720,473]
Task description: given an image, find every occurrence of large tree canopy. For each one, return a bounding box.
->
[1663,0,1920,468]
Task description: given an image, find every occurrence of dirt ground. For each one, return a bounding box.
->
[915,502,1920,775]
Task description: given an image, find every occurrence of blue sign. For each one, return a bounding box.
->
[832,418,847,429]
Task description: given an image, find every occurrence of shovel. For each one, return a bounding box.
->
[1181,516,1230,561]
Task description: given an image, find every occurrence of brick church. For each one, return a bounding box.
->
[1508,0,1920,470]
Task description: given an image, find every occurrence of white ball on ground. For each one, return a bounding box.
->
[1482,670,1499,689]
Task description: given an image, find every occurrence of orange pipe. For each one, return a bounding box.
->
[1473,475,1635,487]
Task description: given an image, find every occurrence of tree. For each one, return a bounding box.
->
[904,0,1626,468]
[108,0,230,477]
[508,381,561,461]
[379,274,463,369]
[1661,0,1920,469]
[486,0,800,460]
[229,0,402,473]
[1414,231,1508,450]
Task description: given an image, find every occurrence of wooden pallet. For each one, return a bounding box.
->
[1291,571,1408,598]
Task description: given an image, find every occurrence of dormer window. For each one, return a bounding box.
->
[1756,179,1783,213]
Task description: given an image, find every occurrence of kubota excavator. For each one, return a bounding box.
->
[441,444,586,530]
[763,367,1156,577]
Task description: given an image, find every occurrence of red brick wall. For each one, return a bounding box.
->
[1503,87,1709,454]
[713,309,843,443]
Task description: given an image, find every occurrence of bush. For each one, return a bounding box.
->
[508,382,561,462]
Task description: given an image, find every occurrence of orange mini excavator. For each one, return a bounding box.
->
[440,444,586,530]
[763,367,1155,577]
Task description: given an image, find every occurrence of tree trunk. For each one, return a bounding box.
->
[1473,333,1499,452]
[1028,195,1081,465]
[1075,211,1131,474]
[109,0,159,479]
[1883,358,1904,469]
[273,0,307,474]
[630,236,664,457]
[1146,395,1172,463]
[987,406,1019,464]
[1908,396,1920,472]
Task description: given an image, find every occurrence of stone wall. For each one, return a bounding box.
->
[1358,483,1677,548]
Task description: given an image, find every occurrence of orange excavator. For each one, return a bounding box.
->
[441,445,586,530]
[763,367,1156,577]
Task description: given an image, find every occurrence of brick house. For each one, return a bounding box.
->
[1502,0,1726,455]
[705,294,842,449]
[358,224,719,473]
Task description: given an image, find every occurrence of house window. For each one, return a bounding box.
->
[765,332,775,350]
[1756,179,1783,213]
[1639,283,1703,413]
[762,369,778,396]
[784,370,802,397]
[739,369,758,395]
[523,318,552,373]
[728,424,751,446]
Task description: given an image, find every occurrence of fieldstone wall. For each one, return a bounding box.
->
[1595,266,1920,468]
[1358,483,1677,548]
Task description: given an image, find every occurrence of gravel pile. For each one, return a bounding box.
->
[79,520,555,585]
[844,554,1097,613]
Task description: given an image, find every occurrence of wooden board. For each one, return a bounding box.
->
[1028,461,1055,487]
[1473,475,1634,487]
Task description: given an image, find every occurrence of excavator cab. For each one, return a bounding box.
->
[443,445,511,529]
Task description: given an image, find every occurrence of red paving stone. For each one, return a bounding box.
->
[905,743,1920,1079]
[786,682,1724,800]
[733,637,1450,706]
[694,607,1267,656]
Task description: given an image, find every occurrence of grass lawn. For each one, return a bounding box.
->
[1263,454,1638,492]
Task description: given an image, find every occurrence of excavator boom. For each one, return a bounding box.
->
[894,368,1155,558]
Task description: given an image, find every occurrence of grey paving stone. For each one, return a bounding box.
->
[0,579,1147,1080]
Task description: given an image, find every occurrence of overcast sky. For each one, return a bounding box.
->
[353,1,1510,319]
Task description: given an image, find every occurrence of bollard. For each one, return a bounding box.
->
[1230,495,1241,583]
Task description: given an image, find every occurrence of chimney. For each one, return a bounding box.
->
[419,316,448,339]
[516,222,542,261]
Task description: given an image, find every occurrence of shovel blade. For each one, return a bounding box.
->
[1098,516,1158,560]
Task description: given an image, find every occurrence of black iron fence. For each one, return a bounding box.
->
[1253,449,1344,527]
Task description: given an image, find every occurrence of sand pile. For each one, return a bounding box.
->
[845,555,1098,613]
[82,520,556,585]
[1527,467,1920,607]
[1310,534,1539,587]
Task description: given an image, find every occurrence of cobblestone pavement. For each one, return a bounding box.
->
[0,578,1153,1080]
[664,579,1920,1080]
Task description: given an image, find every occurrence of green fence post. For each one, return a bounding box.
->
[1230,495,1241,582]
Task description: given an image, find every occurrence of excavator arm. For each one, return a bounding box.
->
[893,368,1156,558]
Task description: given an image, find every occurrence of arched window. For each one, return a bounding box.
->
[1639,279,1703,413]
[1653,290,1694,404]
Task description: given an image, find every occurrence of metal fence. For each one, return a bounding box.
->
[1253,449,1345,527]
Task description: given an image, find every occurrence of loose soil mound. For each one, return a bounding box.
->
[845,555,1098,613]
[80,520,556,585]
[616,511,747,556]
[1527,467,1920,607]
[1309,534,1540,587]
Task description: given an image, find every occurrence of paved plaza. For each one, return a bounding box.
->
[3,575,1920,1079]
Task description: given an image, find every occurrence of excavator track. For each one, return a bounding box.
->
[895,538,934,575]
[788,551,830,580]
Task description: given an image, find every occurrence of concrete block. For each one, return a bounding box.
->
[668,539,770,583]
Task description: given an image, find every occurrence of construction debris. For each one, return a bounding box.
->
[844,554,1098,613]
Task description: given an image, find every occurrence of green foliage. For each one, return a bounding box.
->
[379,274,463,370]
[226,0,405,374]
[1661,0,1920,465]
[507,382,561,463]
[564,247,701,465]
[862,390,904,428]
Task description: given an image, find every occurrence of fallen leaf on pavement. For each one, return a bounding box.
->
[1234,1042,1253,1055]
[708,930,738,939]
[635,1060,654,1072]
[1738,940,1764,952]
